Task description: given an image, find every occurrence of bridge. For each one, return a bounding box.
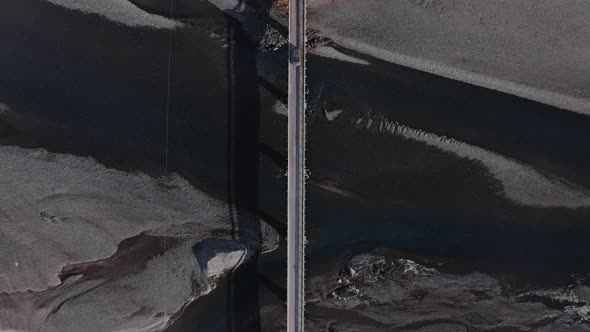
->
[287,0,306,330]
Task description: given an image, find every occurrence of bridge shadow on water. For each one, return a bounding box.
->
[163,1,285,331]
[224,1,263,331]
[163,0,283,330]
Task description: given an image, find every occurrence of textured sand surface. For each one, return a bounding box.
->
[355,111,590,208]
[44,0,181,28]
[273,94,590,208]
[0,146,272,331]
[310,46,369,65]
[308,0,590,114]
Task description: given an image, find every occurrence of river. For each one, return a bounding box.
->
[2,1,590,331]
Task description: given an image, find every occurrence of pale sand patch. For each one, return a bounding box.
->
[44,0,182,29]
[355,111,590,208]
[311,45,370,66]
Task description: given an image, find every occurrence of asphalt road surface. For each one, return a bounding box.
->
[287,0,306,330]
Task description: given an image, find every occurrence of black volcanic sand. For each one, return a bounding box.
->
[252,46,590,328]
[300,49,590,320]
[307,44,590,191]
[0,0,287,216]
[0,0,227,193]
[0,0,286,331]
[3,0,590,330]
[299,45,590,326]
[301,46,590,325]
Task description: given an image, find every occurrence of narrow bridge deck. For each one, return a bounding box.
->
[286,0,306,330]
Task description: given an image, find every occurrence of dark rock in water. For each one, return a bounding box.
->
[305,253,590,331]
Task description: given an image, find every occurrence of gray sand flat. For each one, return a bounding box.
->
[308,0,590,114]
[0,146,271,331]
[310,46,370,65]
[44,0,181,28]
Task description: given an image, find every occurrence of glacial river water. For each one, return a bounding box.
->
[2,1,590,331]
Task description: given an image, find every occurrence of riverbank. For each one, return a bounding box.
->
[307,0,590,115]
